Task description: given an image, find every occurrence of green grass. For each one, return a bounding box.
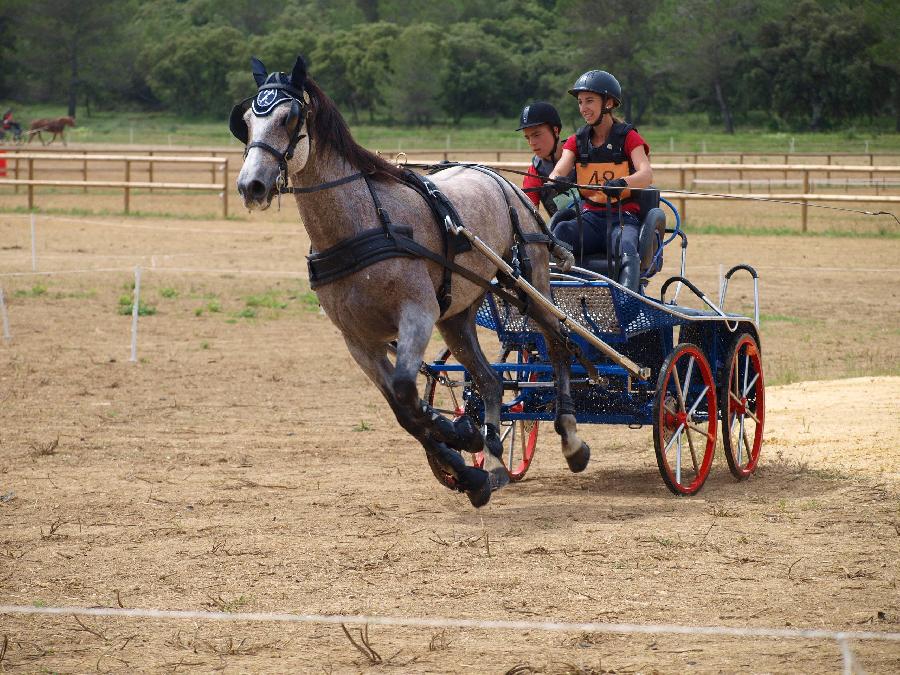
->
[760,314,819,325]
[244,290,287,310]
[3,102,898,154]
[159,287,178,299]
[14,284,48,298]
[117,294,156,316]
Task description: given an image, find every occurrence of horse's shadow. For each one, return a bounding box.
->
[455,460,858,529]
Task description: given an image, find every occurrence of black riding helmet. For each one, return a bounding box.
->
[568,70,622,107]
[516,101,562,131]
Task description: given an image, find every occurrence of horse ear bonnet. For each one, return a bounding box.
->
[230,55,310,144]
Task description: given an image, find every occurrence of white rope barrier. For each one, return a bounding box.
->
[0,266,308,279]
[0,212,305,237]
[1,604,897,640]
[0,603,895,674]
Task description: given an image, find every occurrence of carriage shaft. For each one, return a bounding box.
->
[447,219,650,380]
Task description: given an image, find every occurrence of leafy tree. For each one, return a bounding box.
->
[751,1,880,130]
[308,22,399,122]
[561,0,666,126]
[11,0,137,117]
[863,0,900,131]
[440,23,522,123]
[659,0,760,133]
[145,25,245,116]
[226,28,320,104]
[384,24,444,125]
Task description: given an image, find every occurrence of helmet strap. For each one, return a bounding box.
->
[548,128,560,161]
[590,95,609,128]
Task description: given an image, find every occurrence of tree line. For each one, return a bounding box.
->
[1,0,897,132]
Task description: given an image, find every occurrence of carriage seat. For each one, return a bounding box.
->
[550,188,666,294]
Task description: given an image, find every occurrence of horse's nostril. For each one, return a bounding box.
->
[248,179,268,200]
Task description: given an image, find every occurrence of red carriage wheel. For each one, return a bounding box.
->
[720,333,764,479]
[653,343,717,495]
[494,349,540,481]
[424,347,467,490]
[423,347,540,487]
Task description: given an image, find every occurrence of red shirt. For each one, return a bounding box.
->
[563,128,649,213]
[522,163,544,207]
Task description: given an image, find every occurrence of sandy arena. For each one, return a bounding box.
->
[0,197,898,672]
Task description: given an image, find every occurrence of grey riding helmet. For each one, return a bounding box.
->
[516,101,562,131]
[568,70,622,107]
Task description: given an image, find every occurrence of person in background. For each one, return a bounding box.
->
[517,101,577,220]
[547,71,652,290]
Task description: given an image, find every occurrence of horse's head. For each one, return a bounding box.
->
[231,56,312,210]
[63,117,76,127]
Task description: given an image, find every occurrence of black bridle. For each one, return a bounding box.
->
[232,85,370,197]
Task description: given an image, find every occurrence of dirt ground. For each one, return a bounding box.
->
[0,203,899,673]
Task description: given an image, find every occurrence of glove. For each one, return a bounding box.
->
[601,177,628,197]
[538,184,557,201]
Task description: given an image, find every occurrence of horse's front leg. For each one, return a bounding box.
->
[343,309,492,507]
[437,303,509,492]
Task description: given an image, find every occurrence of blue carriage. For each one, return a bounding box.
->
[423,198,764,495]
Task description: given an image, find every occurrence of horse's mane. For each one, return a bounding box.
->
[305,78,404,182]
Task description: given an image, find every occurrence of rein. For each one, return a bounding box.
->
[404,161,900,224]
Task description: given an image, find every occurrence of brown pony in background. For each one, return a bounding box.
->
[27,116,76,145]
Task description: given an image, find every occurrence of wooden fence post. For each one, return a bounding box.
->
[222,160,228,218]
[148,150,154,193]
[801,171,809,233]
[13,154,19,193]
[124,159,131,214]
[82,152,88,192]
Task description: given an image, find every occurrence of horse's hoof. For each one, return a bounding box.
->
[454,416,484,454]
[565,442,591,473]
[460,467,491,508]
[488,467,510,492]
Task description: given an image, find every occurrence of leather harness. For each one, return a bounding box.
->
[305,165,557,317]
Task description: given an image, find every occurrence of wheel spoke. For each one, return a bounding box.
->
[686,385,710,418]
[742,372,760,398]
[508,421,516,467]
[737,414,745,466]
[664,402,679,418]
[742,351,750,394]
[672,365,687,414]
[682,356,695,404]
[664,423,685,453]
[675,434,682,485]
[684,425,699,472]
[687,422,713,440]
[741,424,753,467]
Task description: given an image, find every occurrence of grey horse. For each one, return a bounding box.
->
[233,57,590,507]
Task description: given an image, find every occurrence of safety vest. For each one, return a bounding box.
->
[531,155,576,216]
[574,122,635,207]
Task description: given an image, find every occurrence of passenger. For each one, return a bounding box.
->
[547,71,652,290]
[516,101,577,220]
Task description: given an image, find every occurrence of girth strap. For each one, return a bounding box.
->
[307,225,416,288]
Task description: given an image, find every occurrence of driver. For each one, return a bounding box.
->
[547,70,652,291]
